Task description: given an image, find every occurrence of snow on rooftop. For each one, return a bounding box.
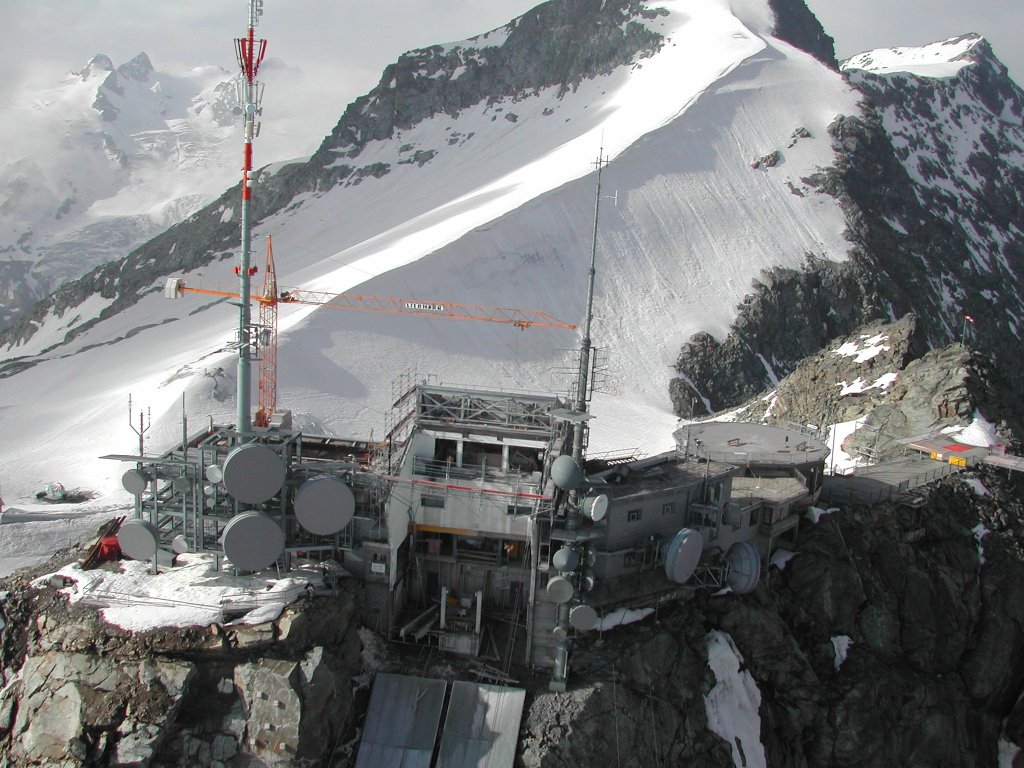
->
[35,553,323,632]
[842,34,983,79]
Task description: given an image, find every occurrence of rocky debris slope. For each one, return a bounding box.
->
[0,553,362,767]
[677,314,1022,458]
[674,34,1024,413]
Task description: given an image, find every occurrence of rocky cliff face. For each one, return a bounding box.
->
[767,0,838,68]
[0,560,361,767]
[684,313,1022,457]
[673,35,1024,416]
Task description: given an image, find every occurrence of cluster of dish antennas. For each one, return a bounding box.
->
[550,454,609,518]
[118,443,356,572]
[543,454,605,634]
[546,454,762,596]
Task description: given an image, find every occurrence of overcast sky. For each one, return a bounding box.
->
[3,0,1022,147]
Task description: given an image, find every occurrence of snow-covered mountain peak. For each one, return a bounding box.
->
[841,33,987,79]
[0,53,257,329]
[116,52,155,82]
[77,54,115,81]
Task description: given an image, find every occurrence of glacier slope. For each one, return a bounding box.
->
[0,0,860,505]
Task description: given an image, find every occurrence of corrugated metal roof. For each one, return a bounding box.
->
[355,673,447,768]
[437,681,526,768]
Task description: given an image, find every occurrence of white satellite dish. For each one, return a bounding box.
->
[569,604,598,632]
[546,575,575,604]
[222,511,285,571]
[551,547,580,573]
[171,534,190,554]
[294,476,355,535]
[664,528,703,584]
[725,541,762,594]
[551,454,584,491]
[582,493,609,522]
[222,444,286,504]
[118,519,159,561]
[122,469,149,496]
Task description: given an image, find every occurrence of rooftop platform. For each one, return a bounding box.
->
[676,421,829,467]
[731,475,809,507]
[596,454,735,499]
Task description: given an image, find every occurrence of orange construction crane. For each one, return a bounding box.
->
[256,236,279,427]
[164,240,576,425]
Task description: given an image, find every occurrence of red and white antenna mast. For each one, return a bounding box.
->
[233,0,267,440]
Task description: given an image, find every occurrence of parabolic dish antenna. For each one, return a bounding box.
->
[546,575,575,604]
[664,528,703,584]
[222,511,285,571]
[582,493,609,522]
[294,476,355,535]
[551,547,580,573]
[725,540,762,594]
[121,469,149,496]
[550,454,583,491]
[171,534,190,554]
[118,519,159,561]
[206,465,223,483]
[723,502,744,528]
[569,604,598,631]
[222,444,286,504]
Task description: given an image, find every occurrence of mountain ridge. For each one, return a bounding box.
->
[0,0,1020,502]
[673,30,1024,420]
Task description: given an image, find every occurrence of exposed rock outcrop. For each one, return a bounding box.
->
[0,563,361,768]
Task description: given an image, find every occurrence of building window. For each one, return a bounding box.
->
[750,509,760,526]
[662,502,675,515]
[422,494,445,508]
[627,508,642,522]
[763,508,774,525]
[507,504,532,516]
[624,551,639,567]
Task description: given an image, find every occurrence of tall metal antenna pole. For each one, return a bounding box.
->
[128,394,152,460]
[233,0,267,440]
[572,151,607,463]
